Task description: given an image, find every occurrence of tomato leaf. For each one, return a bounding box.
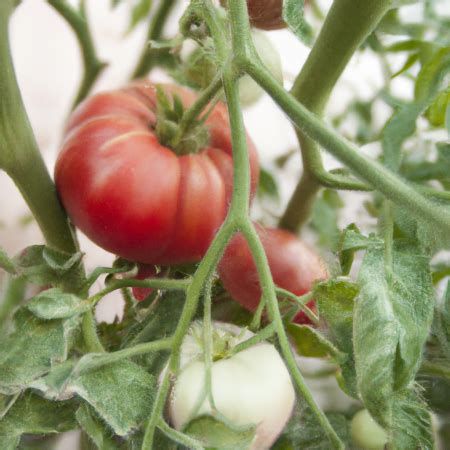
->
[287,323,338,358]
[273,402,350,450]
[257,167,280,201]
[382,47,450,171]
[14,245,84,289]
[26,288,90,320]
[0,247,17,275]
[0,392,78,449]
[70,360,155,436]
[76,403,122,450]
[127,0,152,33]
[183,415,256,449]
[310,189,343,250]
[315,279,359,396]
[0,309,80,395]
[282,0,313,46]
[338,224,383,275]
[354,242,434,440]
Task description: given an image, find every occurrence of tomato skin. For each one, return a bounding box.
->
[221,0,286,30]
[55,81,259,265]
[218,226,327,324]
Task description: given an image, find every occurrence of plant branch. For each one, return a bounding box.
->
[131,0,178,79]
[0,0,78,254]
[280,0,393,232]
[158,419,204,450]
[245,61,450,235]
[76,337,173,374]
[89,277,191,305]
[81,311,105,353]
[48,0,106,108]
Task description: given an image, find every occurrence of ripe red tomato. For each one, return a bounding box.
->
[55,81,259,265]
[221,0,286,31]
[218,225,327,324]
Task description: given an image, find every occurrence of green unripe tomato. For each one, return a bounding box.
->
[350,409,388,450]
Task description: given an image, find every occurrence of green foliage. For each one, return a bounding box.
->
[12,245,84,291]
[0,309,80,395]
[184,415,256,449]
[282,0,313,46]
[310,189,344,250]
[273,402,350,449]
[287,323,338,358]
[257,167,280,202]
[71,360,156,436]
[0,247,17,275]
[76,403,123,450]
[26,288,90,320]
[0,392,77,449]
[354,242,434,446]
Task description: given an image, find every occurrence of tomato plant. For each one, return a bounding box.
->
[0,0,449,449]
[218,225,327,324]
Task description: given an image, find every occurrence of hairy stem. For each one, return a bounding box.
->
[0,0,78,254]
[245,61,450,234]
[280,0,393,232]
[81,311,105,353]
[48,0,106,108]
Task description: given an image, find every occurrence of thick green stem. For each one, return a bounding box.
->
[81,311,105,353]
[0,0,78,254]
[131,0,177,79]
[280,0,393,232]
[48,0,106,108]
[245,61,450,235]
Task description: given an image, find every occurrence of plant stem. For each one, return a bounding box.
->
[48,0,106,108]
[0,276,26,330]
[245,61,450,234]
[81,311,105,353]
[76,337,173,374]
[280,0,393,232]
[240,220,344,449]
[228,323,276,356]
[131,0,177,79]
[0,0,78,254]
[158,419,204,450]
[89,278,191,305]
[141,220,235,450]
[276,288,319,324]
[420,361,450,380]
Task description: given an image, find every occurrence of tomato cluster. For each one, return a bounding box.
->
[55,81,259,265]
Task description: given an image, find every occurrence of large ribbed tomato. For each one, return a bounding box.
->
[218,225,327,324]
[55,81,259,265]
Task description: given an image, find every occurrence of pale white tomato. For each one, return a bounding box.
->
[168,322,295,449]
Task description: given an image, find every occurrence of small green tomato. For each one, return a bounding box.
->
[351,409,388,450]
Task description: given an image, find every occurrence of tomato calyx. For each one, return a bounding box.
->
[154,86,210,155]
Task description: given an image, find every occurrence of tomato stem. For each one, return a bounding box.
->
[81,311,105,353]
[131,0,178,79]
[279,0,393,232]
[245,60,450,234]
[48,0,106,109]
[0,0,79,254]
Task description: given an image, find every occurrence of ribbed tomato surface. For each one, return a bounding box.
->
[55,81,259,264]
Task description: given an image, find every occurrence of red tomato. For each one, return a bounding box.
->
[221,0,286,31]
[131,264,157,301]
[218,225,327,324]
[55,81,259,265]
